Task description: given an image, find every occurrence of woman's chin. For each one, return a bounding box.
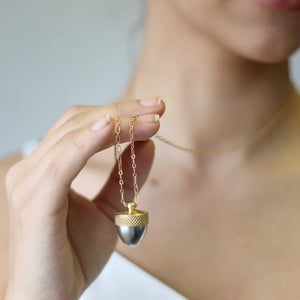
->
[243,45,299,64]
[229,33,300,64]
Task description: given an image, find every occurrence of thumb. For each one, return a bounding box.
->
[93,139,155,221]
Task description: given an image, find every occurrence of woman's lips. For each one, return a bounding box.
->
[254,0,300,11]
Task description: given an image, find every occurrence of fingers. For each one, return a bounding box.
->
[94,139,155,222]
[13,114,158,214]
[46,105,92,134]
[24,97,165,169]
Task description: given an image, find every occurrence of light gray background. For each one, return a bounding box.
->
[1,0,300,158]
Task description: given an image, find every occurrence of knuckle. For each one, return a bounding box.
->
[59,130,73,145]
[74,139,86,152]
[65,114,77,127]
[58,130,77,147]
[68,105,85,116]
[64,111,86,128]
[113,102,122,115]
[71,130,85,152]
[45,159,61,180]
[59,129,85,152]
[62,105,85,121]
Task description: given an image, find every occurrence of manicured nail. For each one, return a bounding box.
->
[140,97,162,107]
[157,97,162,106]
[138,114,160,123]
[92,114,110,131]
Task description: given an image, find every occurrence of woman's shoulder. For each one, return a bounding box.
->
[0,152,23,202]
[0,152,23,199]
[0,152,23,298]
[0,151,24,200]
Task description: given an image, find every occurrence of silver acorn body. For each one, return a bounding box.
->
[115,202,149,247]
[116,225,147,247]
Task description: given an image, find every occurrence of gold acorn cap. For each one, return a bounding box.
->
[115,202,149,227]
[115,210,149,227]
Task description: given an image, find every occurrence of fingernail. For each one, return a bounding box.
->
[157,97,162,106]
[140,97,162,107]
[92,114,110,131]
[138,114,160,123]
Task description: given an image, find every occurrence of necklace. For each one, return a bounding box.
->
[114,114,149,247]
[112,87,298,247]
[153,86,298,156]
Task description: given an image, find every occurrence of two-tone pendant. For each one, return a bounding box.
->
[115,202,148,247]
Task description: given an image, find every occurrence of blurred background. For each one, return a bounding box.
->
[1,0,300,158]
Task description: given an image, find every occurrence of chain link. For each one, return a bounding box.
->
[114,117,126,207]
[153,87,297,156]
[130,114,140,206]
[114,114,139,208]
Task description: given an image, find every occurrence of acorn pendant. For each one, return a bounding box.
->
[115,202,149,247]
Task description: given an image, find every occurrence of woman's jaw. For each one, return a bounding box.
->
[157,0,300,63]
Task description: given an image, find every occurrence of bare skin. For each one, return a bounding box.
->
[112,1,300,298]
[3,101,166,299]
[3,101,300,299]
[67,94,300,300]
[0,153,23,298]
[2,0,300,299]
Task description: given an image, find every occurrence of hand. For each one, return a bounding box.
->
[5,97,165,299]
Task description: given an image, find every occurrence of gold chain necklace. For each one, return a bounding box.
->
[112,88,298,248]
[153,87,298,156]
[114,115,140,207]
[114,114,149,247]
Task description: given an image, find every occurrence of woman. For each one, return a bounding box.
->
[2,0,300,299]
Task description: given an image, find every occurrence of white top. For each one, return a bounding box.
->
[80,251,187,300]
[21,139,187,300]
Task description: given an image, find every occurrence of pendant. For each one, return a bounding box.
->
[115,202,149,247]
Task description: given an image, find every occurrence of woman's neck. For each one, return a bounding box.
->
[122,0,293,168]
